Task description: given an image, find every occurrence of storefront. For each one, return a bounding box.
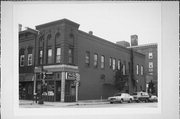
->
[34,64,79,102]
[19,74,34,100]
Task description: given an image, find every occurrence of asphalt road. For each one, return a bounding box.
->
[67,102,157,108]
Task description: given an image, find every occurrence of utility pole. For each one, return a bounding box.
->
[38,34,45,104]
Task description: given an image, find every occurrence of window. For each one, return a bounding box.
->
[47,48,52,64]
[94,53,98,68]
[101,55,105,69]
[118,60,121,70]
[85,51,90,66]
[149,52,153,59]
[39,50,43,65]
[56,47,61,63]
[123,64,126,75]
[136,64,139,75]
[68,48,73,64]
[141,66,144,75]
[20,55,24,67]
[112,58,116,70]
[28,54,32,66]
[149,62,153,68]
[109,57,112,68]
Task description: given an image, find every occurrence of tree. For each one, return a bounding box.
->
[114,64,129,92]
[148,80,155,94]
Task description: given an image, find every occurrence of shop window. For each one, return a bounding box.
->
[47,48,52,64]
[94,53,98,68]
[68,48,73,64]
[112,58,116,70]
[56,47,61,63]
[85,51,90,66]
[101,55,105,69]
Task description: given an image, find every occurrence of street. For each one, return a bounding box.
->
[67,102,157,108]
[19,100,157,108]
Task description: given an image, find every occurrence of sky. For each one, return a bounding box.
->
[15,2,161,45]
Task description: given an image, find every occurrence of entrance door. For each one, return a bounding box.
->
[56,81,61,101]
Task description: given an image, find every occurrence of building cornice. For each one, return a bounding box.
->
[36,18,80,30]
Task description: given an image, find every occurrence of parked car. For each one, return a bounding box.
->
[132,91,150,103]
[107,93,134,104]
[149,95,158,102]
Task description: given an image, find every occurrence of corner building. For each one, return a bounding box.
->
[20,19,146,102]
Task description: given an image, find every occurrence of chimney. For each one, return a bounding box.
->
[89,31,93,35]
[131,35,138,46]
[19,24,22,32]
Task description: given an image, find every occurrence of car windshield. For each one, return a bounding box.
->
[114,93,121,96]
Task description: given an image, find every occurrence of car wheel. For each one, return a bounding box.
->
[110,102,113,104]
[145,98,149,103]
[129,99,132,103]
[120,99,123,103]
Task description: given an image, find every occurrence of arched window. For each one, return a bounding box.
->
[46,34,51,46]
[55,32,60,44]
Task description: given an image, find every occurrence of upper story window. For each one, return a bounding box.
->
[85,51,90,66]
[56,47,61,63]
[39,50,43,65]
[94,53,98,68]
[136,64,139,75]
[141,66,144,75]
[118,60,121,70]
[27,47,33,66]
[19,48,25,67]
[123,64,126,75]
[109,57,112,68]
[20,55,25,67]
[149,52,153,59]
[68,48,73,64]
[112,58,116,70]
[149,62,153,68]
[55,32,60,44]
[28,54,33,66]
[47,48,52,64]
[101,55,105,69]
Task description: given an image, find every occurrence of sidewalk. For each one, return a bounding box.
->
[19,99,109,108]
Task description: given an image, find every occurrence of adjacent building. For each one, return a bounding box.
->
[19,19,146,102]
[128,35,158,95]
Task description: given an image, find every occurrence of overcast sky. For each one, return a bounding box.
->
[15,2,161,45]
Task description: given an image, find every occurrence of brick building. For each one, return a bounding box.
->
[19,19,146,102]
[19,27,38,100]
[128,35,158,95]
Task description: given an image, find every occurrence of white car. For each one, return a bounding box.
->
[149,95,158,102]
[108,93,134,104]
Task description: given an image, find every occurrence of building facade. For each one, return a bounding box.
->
[128,35,158,95]
[19,19,146,102]
[19,28,38,100]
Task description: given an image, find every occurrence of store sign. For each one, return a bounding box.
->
[66,72,76,80]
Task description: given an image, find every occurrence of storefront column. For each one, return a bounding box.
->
[75,81,79,102]
[61,71,66,102]
[33,73,36,95]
